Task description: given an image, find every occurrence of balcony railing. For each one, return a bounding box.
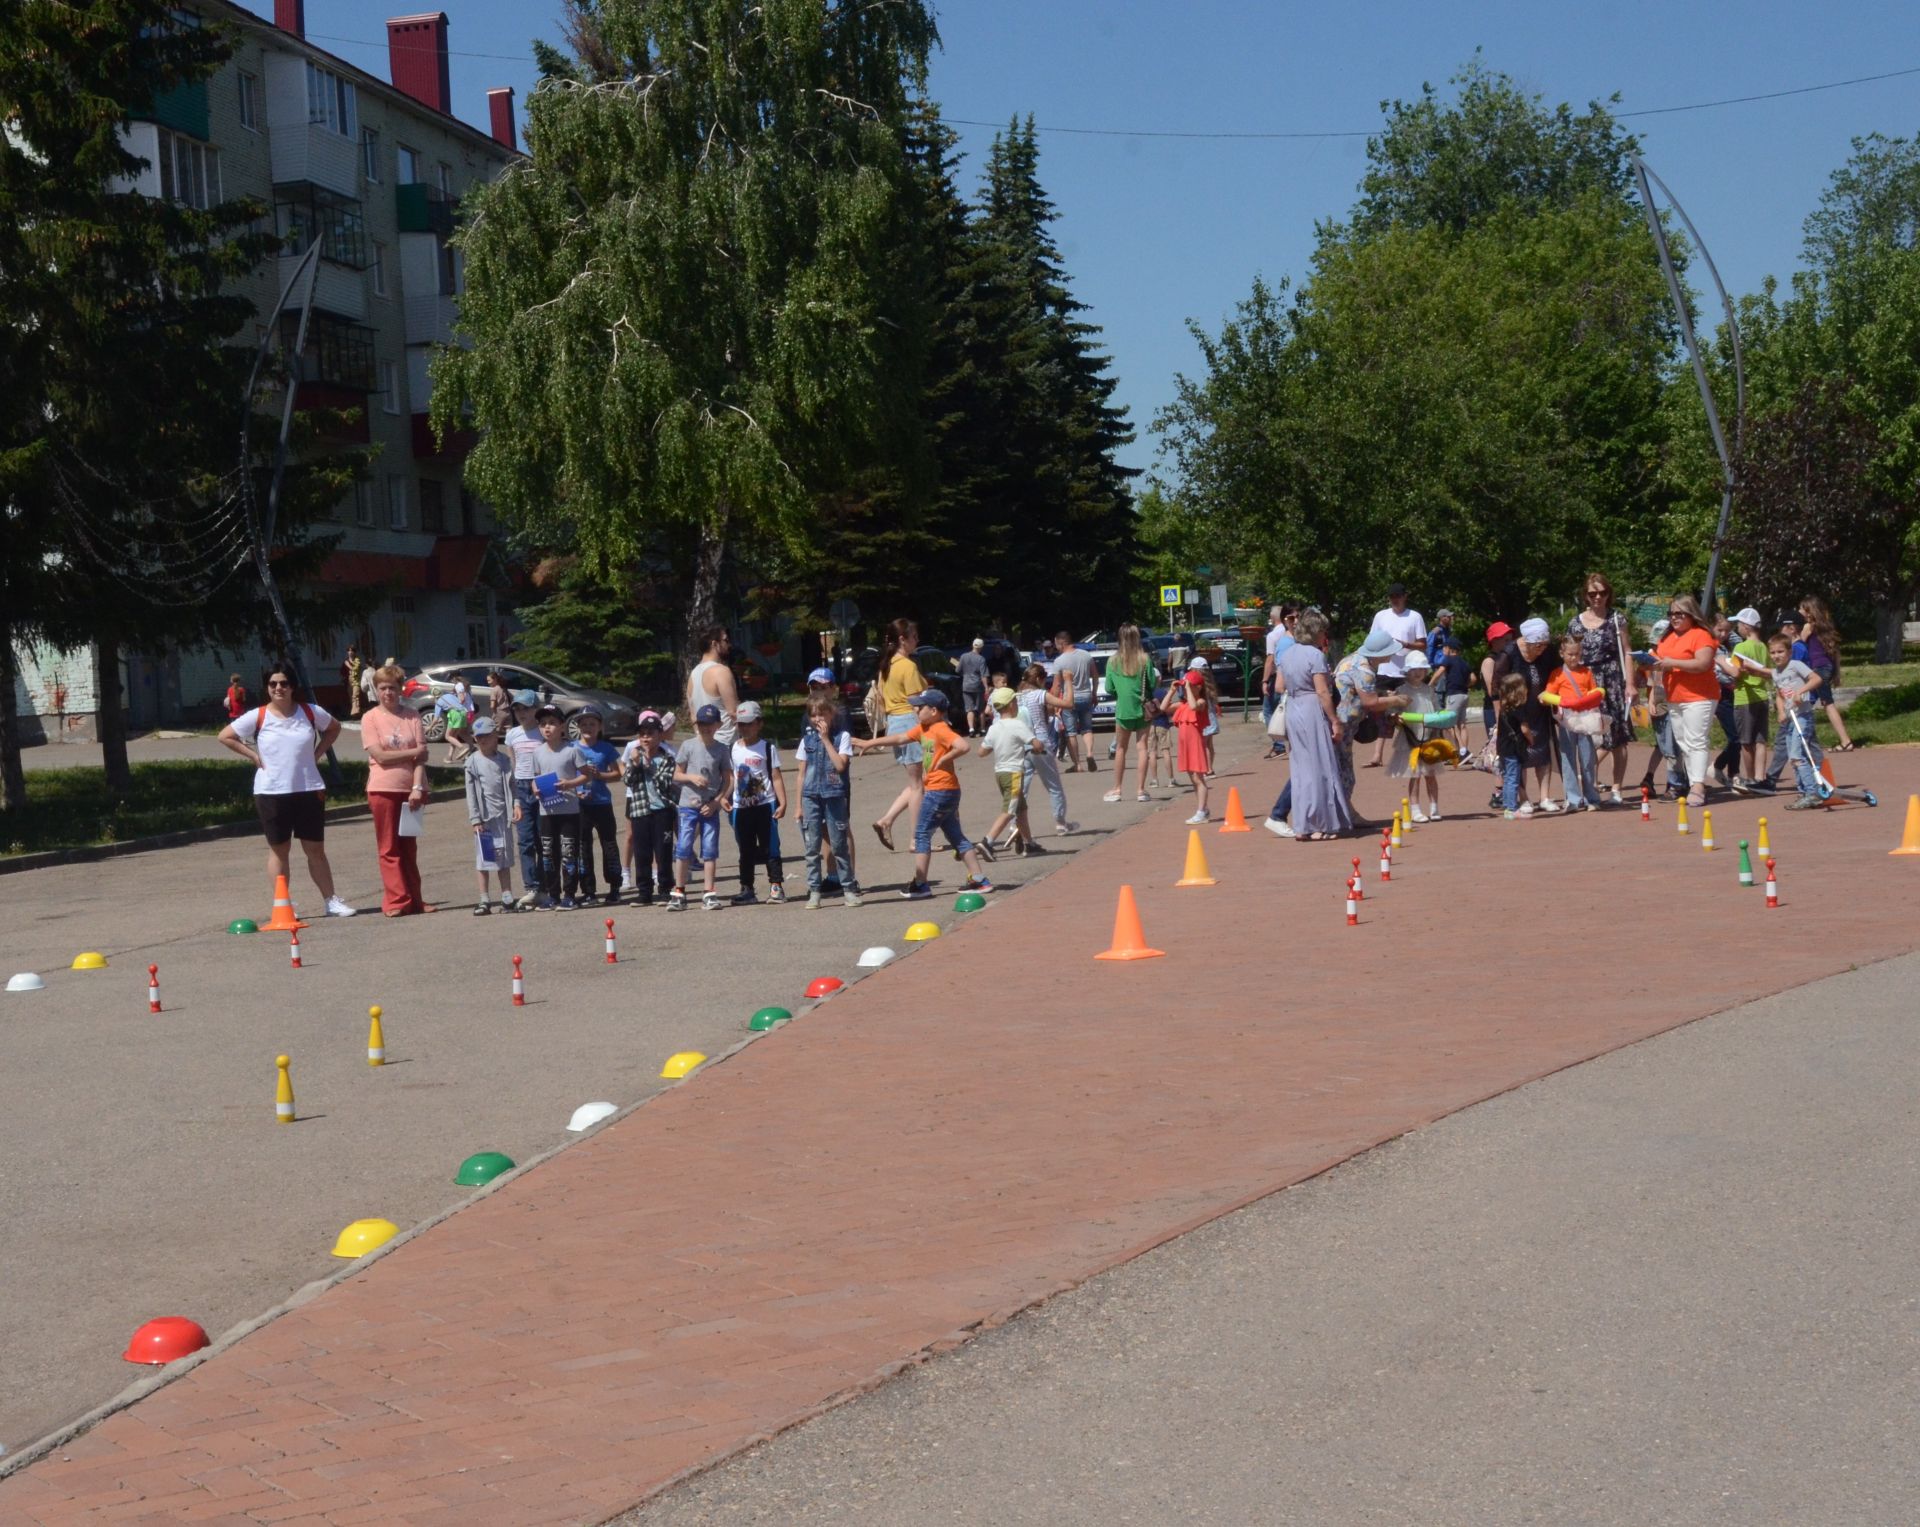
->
[395,183,456,237]
[282,312,375,392]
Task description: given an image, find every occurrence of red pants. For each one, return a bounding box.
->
[368,792,426,914]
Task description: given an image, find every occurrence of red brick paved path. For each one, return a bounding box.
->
[6,745,1918,1525]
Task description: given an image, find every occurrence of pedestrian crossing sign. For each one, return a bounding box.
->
[1159,584,1181,607]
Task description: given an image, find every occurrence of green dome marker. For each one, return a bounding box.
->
[953,891,986,913]
[748,1006,793,1032]
[227,918,259,935]
[454,1151,515,1187]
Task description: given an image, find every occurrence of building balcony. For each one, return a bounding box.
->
[296,383,371,445]
[277,254,367,322]
[268,122,359,201]
[282,312,376,392]
[395,183,456,237]
[404,289,458,347]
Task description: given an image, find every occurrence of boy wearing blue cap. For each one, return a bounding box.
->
[852,690,992,899]
[571,707,624,905]
[670,703,733,910]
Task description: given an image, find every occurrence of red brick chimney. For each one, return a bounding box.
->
[487,87,517,152]
[386,13,451,115]
[275,0,305,36]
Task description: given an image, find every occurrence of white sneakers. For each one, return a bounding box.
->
[1186,811,1208,825]
[325,896,357,918]
[1409,805,1429,824]
[1263,817,1296,839]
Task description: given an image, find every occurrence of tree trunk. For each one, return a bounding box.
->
[681,503,731,682]
[96,635,132,792]
[0,637,27,811]
[1871,593,1909,665]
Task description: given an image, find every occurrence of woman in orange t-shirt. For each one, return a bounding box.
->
[1649,594,1719,808]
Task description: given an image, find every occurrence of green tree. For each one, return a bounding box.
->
[1157,64,1673,633]
[1353,55,1640,238]
[508,554,673,698]
[436,0,939,672]
[1,0,323,795]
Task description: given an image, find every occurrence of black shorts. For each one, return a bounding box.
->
[1733,700,1769,746]
[256,790,326,846]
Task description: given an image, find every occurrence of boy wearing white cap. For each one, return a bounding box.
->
[728,700,787,904]
[1727,607,1771,787]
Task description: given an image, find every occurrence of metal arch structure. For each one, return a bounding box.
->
[238,238,343,783]
[1630,155,1746,615]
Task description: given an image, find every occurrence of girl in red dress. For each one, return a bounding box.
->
[1172,671,1212,824]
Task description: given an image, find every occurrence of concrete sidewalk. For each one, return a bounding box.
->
[2,748,1916,1523]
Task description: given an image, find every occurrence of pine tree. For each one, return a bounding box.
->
[971,119,1138,636]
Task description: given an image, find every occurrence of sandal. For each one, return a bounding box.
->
[1836,741,1858,752]
[872,821,894,852]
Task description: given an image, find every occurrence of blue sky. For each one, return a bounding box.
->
[253,0,1919,473]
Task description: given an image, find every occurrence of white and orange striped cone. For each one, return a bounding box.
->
[1378,843,1392,882]
[1764,858,1778,909]
[288,928,302,969]
[1351,858,1364,900]
[1640,787,1651,823]
[1345,880,1358,927]
[604,919,617,965]
[147,963,162,1014]
[511,954,525,1007]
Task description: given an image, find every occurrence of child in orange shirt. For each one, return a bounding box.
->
[852,690,992,900]
[1543,632,1607,810]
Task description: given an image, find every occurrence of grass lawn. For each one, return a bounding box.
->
[2,760,458,858]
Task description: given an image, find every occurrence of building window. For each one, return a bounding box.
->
[460,487,479,535]
[306,62,358,139]
[370,241,387,296]
[379,360,400,415]
[157,129,220,210]
[386,475,408,531]
[275,186,367,268]
[361,126,381,183]
[419,479,446,534]
[353,481,375,527]
[397,144,420,185]
[285,312,375,390]
[437,161,454,196]
[238,72,259,131]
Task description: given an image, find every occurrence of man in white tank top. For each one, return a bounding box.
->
[686,625,740,745]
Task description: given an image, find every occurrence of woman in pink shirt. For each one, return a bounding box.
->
[364,664,431,915]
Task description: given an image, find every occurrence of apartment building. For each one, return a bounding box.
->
[13,0,520,737]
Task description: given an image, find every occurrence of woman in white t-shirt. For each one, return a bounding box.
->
[217,666,356,917]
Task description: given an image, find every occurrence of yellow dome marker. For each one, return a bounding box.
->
[904,921,941,942]
[660,1050,706,1079]
[275,1054,295,1124]
[70,951,108,971]
[330,1218,400,1259]
[367,1006,386,1066]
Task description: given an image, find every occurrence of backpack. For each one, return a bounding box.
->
[862,676,886,739]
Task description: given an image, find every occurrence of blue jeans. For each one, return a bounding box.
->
[801,795,859,893]
[511,778,543,889]
[1557,724,1597,809]
[1023,748,1070,826]
[913,788,972,856]
[1501,756,1522,811]
[1062,698,1094,736]
[1781,712,1825,795]
[1270,780,1291,821]
[675,806,720,863]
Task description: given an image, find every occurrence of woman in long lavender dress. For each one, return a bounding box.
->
[1279,612,1351,839]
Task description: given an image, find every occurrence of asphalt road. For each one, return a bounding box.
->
[0,728,1207,1454]
[635,953,1920,1527]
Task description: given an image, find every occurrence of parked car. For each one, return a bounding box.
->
[403,660,642,740]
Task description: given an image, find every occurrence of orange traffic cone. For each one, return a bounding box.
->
[1890,794,1920,857]
[1219,787,1251,833]
[1819,755,1836,787]
[1174,829,1216,888]
[1094,884,1165,961]
[262,875,307,932]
